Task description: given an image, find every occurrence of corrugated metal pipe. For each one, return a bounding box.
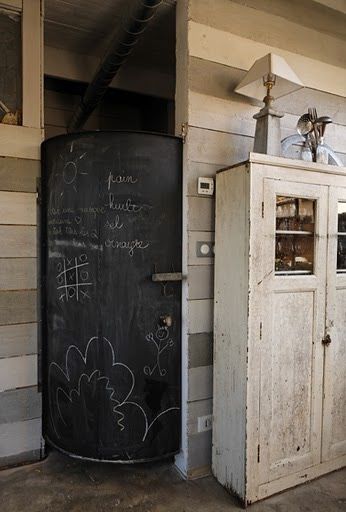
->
[67,0,162,132]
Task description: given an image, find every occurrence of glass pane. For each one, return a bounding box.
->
[275,234,314,273]
[338,202,346,233]
[276,196,315,232]
[337,236,346,271]
[0,9,22,125]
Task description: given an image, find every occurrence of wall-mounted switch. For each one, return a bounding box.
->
[198,177,214,196]
[198,414,213,432]
[196,241,214,258]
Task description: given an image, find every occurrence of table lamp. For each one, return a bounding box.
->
[235,53,303,156]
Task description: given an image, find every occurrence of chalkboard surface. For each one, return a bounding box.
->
[42,131,182,462]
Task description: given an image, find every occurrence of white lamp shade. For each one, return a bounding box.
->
[235,53,304,100]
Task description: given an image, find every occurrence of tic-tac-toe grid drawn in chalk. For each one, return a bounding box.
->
[56,254,93,302]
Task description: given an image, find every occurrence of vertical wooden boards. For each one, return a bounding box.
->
[213,165,249,500]
[322,186,346,462]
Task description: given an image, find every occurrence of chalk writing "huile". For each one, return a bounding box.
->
[106,194,150,213]
[106,171,138,190]
[105,239,149,257]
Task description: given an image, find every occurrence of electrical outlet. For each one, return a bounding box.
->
[197,414,213,433]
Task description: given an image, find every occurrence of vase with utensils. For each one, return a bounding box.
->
[296,108,332,163]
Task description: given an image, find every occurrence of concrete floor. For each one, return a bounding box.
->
[0,450,345,512]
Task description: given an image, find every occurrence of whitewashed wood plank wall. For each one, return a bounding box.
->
[175,0,346,478]
[0,0,44,468]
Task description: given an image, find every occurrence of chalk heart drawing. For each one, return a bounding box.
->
[144,325,174,377]
[48,336,179,445]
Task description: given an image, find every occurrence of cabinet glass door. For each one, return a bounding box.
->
[258,179,328,484]
[322,187,346,462]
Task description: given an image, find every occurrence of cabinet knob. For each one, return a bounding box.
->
[322,334,331,346]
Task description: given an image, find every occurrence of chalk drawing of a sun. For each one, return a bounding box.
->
[57,141,88,194]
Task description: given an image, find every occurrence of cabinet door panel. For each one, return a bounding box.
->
[259,179,328,484]
[323,186,346,461]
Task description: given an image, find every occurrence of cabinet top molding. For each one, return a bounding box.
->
[218,152,346,176]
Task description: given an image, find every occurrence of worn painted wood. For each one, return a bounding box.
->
[0,157,39,192]
[188,126,253,166]
[189,57,346,127]
[188,196,215,232]
[213,156,346,504]
[0,354,37,392]
[322,186,346,462]
[0,125,43,160]
[190,0,345,67]
[0,258,37,291]
[188,365,213,402]
[0,417,41,458]
[0,322,37,358]
[22,0,42,128]
[188,299,213,334]
[188,332,213,368]
[259,179,327,485]
[0,386,41,424]
[0,226,36,257]
[0,192,36,225]
[189,21,346,98]
[188,430,212,470]
[173,0,190,479]
[187,398,213,435]
[0,448,41,469]
[189,91,346,155]
[213,165,249,500]
[188,265,214,300]
[0,290,37,325]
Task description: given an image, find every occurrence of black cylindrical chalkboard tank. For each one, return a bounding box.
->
[41,131,182,462]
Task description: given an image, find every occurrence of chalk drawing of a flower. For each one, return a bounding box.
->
[48,336,179,453]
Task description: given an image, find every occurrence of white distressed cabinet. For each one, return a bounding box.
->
[213,153,346,505]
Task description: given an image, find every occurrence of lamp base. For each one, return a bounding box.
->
[253,105,284,156]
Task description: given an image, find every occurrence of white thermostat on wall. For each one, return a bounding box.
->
[198,177,214,196]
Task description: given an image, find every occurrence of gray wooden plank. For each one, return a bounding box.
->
[188,299,214,334]
[190,0,345,67]
[0,386,41,424]
[0,290,37,325]
[0,323,37,357]
[188,196,215,232]
[187,398,213,435]
[188,126,253,167]
[189,57,346,126]
[188,265,214,300]
[188,430,212,471]
[0,192,36,225]
[0,157,39,192]
[0,258,37,291]
[0,354,37,392]
[0,418,42,459]
[188,332,213,368]
[0,448,42,469]
[188,365,213,401]
[0,226,37,257]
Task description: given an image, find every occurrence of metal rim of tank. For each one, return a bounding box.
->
[46,436,180,465]
[42,129,183,147]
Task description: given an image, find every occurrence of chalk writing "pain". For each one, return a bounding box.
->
[105,239,149,257]
[107,171,138,190]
